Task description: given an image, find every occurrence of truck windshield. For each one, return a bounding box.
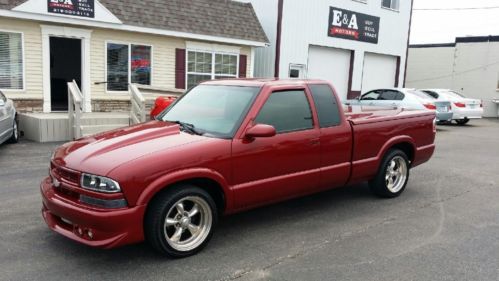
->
[160,85,260,138]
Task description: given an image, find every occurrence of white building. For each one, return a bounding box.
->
[406,36,499,118]
[239,0,413,100]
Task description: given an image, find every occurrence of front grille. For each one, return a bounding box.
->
[51,162,80,185]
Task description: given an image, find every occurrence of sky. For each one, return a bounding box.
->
[410,0,499,44]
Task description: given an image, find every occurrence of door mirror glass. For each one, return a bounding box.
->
[245,124,276,139]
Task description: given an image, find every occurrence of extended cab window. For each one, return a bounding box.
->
[309,84,341,127]
[256,90,313,133]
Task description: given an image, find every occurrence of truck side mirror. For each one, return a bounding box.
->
[245,124,276,139]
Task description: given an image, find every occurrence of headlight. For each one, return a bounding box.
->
[80,173,121,193]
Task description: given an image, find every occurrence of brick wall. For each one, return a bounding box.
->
[13,99,43,113]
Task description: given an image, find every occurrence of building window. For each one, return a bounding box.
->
[106,42,152,91]
[0,31,23,90]
[187,50,238,89]
[382,0,399,10]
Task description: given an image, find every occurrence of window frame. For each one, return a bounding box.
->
[104,40,153,94]
[381,0,400,11]
[0,29,25,92]
[254,89,315,134]
[185,49,239,90]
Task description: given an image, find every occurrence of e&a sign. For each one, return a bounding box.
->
[328,7,380,44]
[48,0,95,18]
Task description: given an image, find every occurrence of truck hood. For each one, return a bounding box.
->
[52,121,210,176]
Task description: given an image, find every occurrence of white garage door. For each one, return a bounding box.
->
[362,53,398,94]
[307,46,351,101]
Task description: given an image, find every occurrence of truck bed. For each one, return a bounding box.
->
[343,105,434,125]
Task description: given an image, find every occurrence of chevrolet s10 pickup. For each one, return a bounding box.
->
[41,79,436,257]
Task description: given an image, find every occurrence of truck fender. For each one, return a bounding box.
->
[376,135,416,165]
[136,168,233,209]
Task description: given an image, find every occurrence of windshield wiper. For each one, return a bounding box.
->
[167,120,203,136]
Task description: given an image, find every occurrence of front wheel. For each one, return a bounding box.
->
[455,118,469,125]
[7,119,19,143]
[145,185,217,258]
[369,149,410,198]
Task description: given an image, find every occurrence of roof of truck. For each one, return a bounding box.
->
[201,78,332,87]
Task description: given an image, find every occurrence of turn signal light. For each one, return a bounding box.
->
[424,104,436,110]
[454,102,466,108]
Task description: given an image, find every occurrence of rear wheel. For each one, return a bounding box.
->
[369,149,410,198]
[145,185,217,258]
[7,119,18,143]
[456,118,469,125]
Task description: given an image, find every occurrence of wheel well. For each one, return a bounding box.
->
[147,178,226,215]
[391,142,415,164]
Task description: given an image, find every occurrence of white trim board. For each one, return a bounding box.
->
[0,9,268,47]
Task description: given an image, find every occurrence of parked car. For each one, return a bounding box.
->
[347,88,453,122]
[41,79,436,257]
[0,90,19,145]
[420,89,483,125]
[150,96,177,120]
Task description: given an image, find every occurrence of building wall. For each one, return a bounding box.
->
[406,42,499,117]
[0,17,253,113]
[244,0,412,100]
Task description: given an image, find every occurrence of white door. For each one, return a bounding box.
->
[362,53,398,94]
[307,46,351,101]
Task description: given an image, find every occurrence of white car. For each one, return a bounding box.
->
[421,89,483,125]
[0,90,19,145]
[347,88,453,122]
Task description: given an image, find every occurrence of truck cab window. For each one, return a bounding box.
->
[256,90,313,133]
[309,84,341,127]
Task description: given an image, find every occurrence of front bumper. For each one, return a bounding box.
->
[40,177,146,249]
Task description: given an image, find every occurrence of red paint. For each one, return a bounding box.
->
[150,96,177,120]
[41,79,435,249]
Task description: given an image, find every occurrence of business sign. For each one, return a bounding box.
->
[48,0,95,18]
[328,7,380,44]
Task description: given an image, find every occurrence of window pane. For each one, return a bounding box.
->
[309,84,341,127]
[215,54,237,76]
[378,90,398,100]
[107,43,129,91]
[0,32,23,90]
[187,74,211,89]
[256,90,313,133]
[131,45,151,85]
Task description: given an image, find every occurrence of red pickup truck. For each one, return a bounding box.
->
[41,79,435,257]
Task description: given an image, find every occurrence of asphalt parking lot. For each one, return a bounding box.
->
[0,119,498,281]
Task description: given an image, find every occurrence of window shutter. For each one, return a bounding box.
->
[175,48,186,89]
[239,54,247,78]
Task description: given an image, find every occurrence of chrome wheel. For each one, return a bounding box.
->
[385,156,408,193]
[163,196,212,252]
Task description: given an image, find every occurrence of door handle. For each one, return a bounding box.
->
[309,138,320,146]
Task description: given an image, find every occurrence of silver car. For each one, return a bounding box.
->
[0,90,18,145]
[347,88,453,122]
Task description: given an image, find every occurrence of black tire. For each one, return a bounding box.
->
[455,119,469,125]
[369,149,410,198]
[145,185,218,258]
[7,118,19,143]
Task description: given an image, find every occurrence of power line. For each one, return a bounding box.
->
[414,6,499,11]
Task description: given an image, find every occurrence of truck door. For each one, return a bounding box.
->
[308,84,352,189]
[231,88,321,209]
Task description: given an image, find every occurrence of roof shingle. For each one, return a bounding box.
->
[0,0,269,43]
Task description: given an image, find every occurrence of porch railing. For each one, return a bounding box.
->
[68,80,83,139]
[129,83,146,125]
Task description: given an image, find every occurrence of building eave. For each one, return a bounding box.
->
[0,9,269,47]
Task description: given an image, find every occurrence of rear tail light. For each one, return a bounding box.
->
[454,102,466,108]
[424,103,437,110]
